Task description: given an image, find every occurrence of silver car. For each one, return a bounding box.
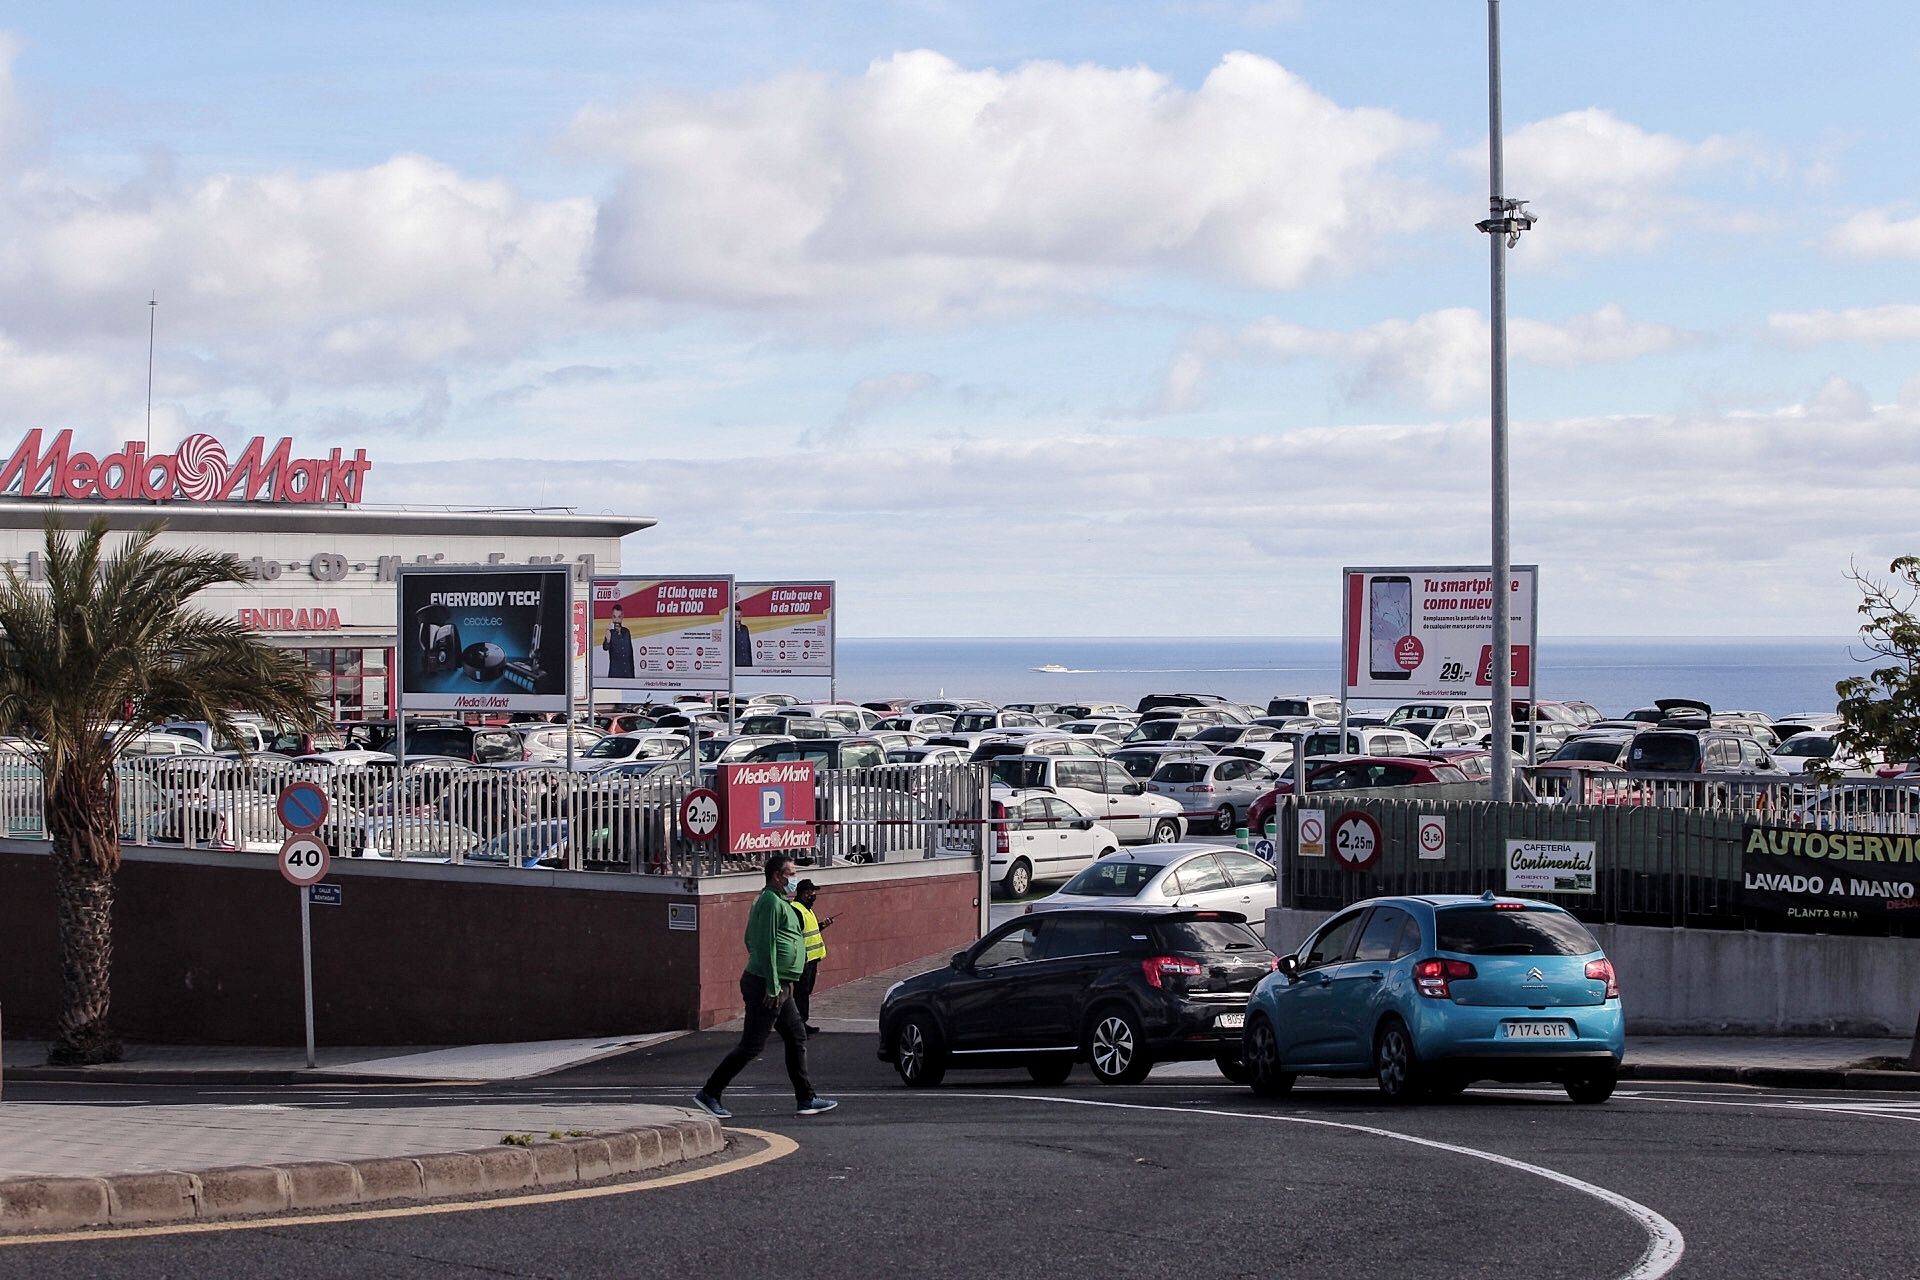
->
[1147,756,1283,833]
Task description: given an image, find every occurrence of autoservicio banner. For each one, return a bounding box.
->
[1741,824,1920,928]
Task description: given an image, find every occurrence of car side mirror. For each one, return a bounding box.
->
[1277,954,1300,981]
[1072,818,1093,830]
[1125,782,1145,795]
[950,951,970,972]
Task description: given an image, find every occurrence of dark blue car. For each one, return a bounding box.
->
[1242,892,1624,1103]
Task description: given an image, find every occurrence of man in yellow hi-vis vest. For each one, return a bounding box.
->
[791,879,834,1034]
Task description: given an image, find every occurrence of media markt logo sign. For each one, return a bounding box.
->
[0,428,372,505]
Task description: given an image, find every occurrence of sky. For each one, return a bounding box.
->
[0,1,1915,637]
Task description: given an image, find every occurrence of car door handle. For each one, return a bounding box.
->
[1311,973,1332,987]
[1365,970,1384,982]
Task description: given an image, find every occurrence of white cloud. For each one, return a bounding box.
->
[575,50,1432,318]
[1768,305,1920,347]
[802,371,941,446]
[1826,209,1920,260]
[1166,305,1692,412]
[1491,109,1775,257]
[371,387,1920,637]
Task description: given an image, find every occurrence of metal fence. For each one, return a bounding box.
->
[0,756,990,880]
[1278,772,1920,937]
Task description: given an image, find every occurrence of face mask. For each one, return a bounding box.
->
[785,877,800,895]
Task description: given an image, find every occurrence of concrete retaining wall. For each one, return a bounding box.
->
[1266,906,1920,1036]
[0,842,980,1045]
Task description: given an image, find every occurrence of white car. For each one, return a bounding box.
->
[1024,844,1278,937]
[573,730,691,770]
[985,755,1187,844]
[988,788,1121,897]
[1771,731,1881,776]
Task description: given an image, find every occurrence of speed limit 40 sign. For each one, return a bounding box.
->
[1330,810,1383,873]
[278,834,331,887]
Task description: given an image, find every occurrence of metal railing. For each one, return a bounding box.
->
[0,756,989,880]
[1277,774,1920,935]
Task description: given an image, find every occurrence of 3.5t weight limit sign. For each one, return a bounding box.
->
[1331,810,1383,873]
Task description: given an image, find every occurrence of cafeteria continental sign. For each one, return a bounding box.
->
[0,428,654,718]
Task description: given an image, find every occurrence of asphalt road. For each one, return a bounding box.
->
[6,1034,1918,1279]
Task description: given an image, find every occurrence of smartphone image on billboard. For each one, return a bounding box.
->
[1368,576,1413,680]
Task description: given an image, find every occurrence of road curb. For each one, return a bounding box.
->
[1623,1063,1920,1092]
[0,1113,723,1235]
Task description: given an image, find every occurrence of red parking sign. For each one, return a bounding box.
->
[719,761,816,857]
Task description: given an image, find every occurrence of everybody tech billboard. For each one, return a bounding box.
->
[398,566,572,712]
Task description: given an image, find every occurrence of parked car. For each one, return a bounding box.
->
[984,755,1186,844]
[576,731,692,769]
[1265,695,1340,720]
[158,719,269,754]
[1122,718,1211,745]
[1770,731,1881,776]
[1243,757,1471,838]
[506,723,606,763]
[1058,719,1132,743]
[779,703,885,734]
[742,736,890,771]
[1288,726,1426,759]
[875,714,957,735]
[1624,728,1783,776]
[886,744,972,768]
[1027,844,1276,925]
[1386,702,1491,730]
[1147,756,1284,833]
[1240,893,1624,1104]
[399,722,519,764]
[1109,743,1218,781]
[1394,719,1487,748]
[1544,733,1634,766]
[1136,693,1233,714]
[878,908,1272,1087]
[1191,724,1285,748]
[988,789,1122,896]
[971,735,1107,763]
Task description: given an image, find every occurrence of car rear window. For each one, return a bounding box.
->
[1153,762,1209,784]
[1435,907,1600,957]
[1555,739,1626,763]
[1627,733,1700,771]
[1061,861,1159,897]
[407,728,471,758]
[1152,920,1263,953]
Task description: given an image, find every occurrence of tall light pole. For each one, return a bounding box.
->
[1476,0,1535,802]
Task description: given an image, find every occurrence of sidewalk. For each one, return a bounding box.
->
[0,1101,722,1233]
[3,1032,685,1085]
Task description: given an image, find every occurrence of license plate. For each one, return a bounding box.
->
[1215,1012,1244,1029]
[1502,1020,1572,1039]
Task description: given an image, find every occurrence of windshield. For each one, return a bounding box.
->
[1153,920,1262,952]
[585,737,637,759]
[406,728,472,758]
[951,712,996,733]
[1626,734,1699,772]
[1113,753,1162,779]
[1775,736,1834,759]
[990,759,1048,790]
[1436,907,1600,956]
[1153,762,1210,784]
[1061,861,1160,897]
[1124,721,1180,743]
[1551,739,1626,763]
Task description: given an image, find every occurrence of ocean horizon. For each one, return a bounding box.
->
[736,635,1870,717]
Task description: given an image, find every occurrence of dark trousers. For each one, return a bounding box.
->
[703,972,814,1104]
[795,959,820,1024]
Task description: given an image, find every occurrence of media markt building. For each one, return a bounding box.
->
[0,429,653,718]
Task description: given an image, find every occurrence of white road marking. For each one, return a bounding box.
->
[886,1091,1687,1280]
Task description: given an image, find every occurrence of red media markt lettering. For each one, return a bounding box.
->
[0,429,372,505]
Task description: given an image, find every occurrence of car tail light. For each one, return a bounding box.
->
[1269,955,1282,971]
[1585,958,1620,998]
[990,800,1010,855]
[1493,901,1527,911]
[1412,957,1476,999]
[1141,955,1205,989]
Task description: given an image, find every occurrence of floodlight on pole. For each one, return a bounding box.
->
[1475,0,1536,803]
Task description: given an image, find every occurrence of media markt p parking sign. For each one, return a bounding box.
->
[1505,839,1596,895]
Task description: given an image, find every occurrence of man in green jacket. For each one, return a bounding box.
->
[694,853,839,1118]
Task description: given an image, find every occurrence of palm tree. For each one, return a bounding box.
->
[0,518,322,1065]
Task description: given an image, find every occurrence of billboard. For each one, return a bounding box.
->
[1742,825,1920,932]
[397,566,571,712]
[590,576,734,693]
[734,581,835,678]
[1342,566,1537,701]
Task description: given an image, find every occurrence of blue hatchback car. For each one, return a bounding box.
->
[1242,892,1624,1103]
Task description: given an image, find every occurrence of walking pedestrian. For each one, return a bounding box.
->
[790,879,834,1034]
[693,854,839,1119]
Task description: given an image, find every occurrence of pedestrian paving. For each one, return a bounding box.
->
[0,1102,700,1179]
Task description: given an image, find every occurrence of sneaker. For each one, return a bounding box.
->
[692,1092,731,1120]
[796,1096,839,1116]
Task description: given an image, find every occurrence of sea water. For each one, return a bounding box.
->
[734,636,1867,718]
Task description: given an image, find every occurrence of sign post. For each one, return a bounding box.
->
[277,784,331,1070]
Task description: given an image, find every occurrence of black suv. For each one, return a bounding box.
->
[1625,728,1781,775]
[878,909,1272,1087]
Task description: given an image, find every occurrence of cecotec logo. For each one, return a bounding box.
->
[0,429,372,504]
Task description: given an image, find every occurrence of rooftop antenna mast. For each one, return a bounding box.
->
[145,293,157,451]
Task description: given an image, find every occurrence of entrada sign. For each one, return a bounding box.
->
[1,429,371,505]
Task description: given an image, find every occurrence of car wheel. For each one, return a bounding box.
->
[1001,859,1032,898]
[1215,803,1237,834]
[1213,1053,1250,1084]
[1086,1007,1152,1085]
[1243,1016,1295,1098]
[893,1012,947,1088]
[1025,1057,1073,1086]
[1373,1018,1425,1104]
[1565,1069,1617,1104]
[1150,818,1180,844]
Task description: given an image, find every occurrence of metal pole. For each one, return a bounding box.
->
[145,295,156,453]
[1482,0,1521,803]
[977,765,992,938]
[300,887,316,1069]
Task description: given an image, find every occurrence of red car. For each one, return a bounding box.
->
[1245,756,1473,835]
